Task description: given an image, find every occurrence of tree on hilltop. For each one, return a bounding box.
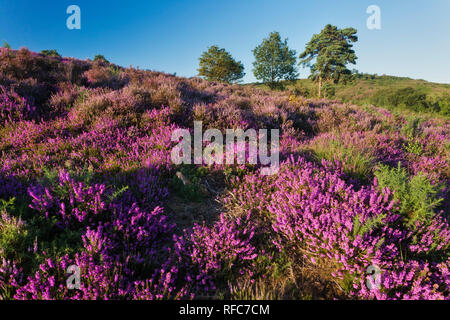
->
[198,45,245,83]
[299,24,358,98]
[41,49,61,57]
[252,31,298,89]
[94,54,109,63]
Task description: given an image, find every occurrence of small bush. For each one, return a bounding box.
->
[292,83,311,98]
[402,117,423,139]
[93,54,109,63]
[375,163,443,228]
[321,83,335,99]
[0,198,29,262]
[83,61,126,89]
[41,50,61,58]
[169,166,207,202]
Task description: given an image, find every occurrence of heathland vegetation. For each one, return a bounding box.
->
[0,24,448,300]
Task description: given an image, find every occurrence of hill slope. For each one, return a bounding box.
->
[254,75,450,117]
[0,48,449,300]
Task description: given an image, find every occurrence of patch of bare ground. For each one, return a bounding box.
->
[165,170,227,233]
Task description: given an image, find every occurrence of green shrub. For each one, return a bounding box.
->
[0,198,29,262]
[293,84,311,98]
[401,117,423,139]
[404,140,423,155]
[321,83,335,99]
[41,49,61,58]
[94,54,109,63]
[436,94,450,117]
[352,213,387,238]
[375,163,443,228]
[169,165,208,202]
[370,87,438,114]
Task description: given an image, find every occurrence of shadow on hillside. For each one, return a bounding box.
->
[165,169,227,234]
[101,165,227,233]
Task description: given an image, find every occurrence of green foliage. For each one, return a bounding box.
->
[2,41,11,49]
[228,250,296,300]
[321,83,335,98]
[170,176,202,202]
[402,117,423,139]
[109,65,121,77]
[108,185,130,203]
[40,166,94,187]
[269,75,449,117]
[170,165,208,202]
[292,83,311,97]
[0,198,29,262]
[402,118,424,155]
[198,46,245,83]
[435,93,450,117]
[299,24,358,97]
[252,31,298,89]
[41,49,61,58]
[311,139,374,183]
[375,163,443,228]
[256,250,292,280]
[404,141,423,155]
[370,87,440,113]
[0,198,15,212]
[94,54,109,63]
[352,213,387,238]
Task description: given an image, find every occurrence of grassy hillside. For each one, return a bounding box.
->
[0,48,449,300]
[253,74,450,117]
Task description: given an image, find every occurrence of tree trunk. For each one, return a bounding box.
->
[318,77,322,98]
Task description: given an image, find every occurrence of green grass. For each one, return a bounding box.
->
[310,137,375,184]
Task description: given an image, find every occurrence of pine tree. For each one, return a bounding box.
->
[299,24,358,98]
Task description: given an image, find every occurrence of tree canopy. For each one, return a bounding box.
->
[94,54,109,63]
[299,24,358,97]
[252,31,298,89]
[198,46,245,83]
[41,49,61,58]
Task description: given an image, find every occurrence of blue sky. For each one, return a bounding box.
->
[1,0,449,83]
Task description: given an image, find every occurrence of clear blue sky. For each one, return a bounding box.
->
[1,0,449,83]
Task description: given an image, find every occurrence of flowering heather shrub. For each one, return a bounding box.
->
[0,257,22,299]
[0,171,25,200]
[83,60,128,89]
[268,157,448,299]
[13,252,126,300]
[0,48,54,82]
[0,86,37,124]
[410,155,449,185]
[0,50,448,300]
[28,170,108,227]
[173,212,258,294]
[49,83,86,116]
